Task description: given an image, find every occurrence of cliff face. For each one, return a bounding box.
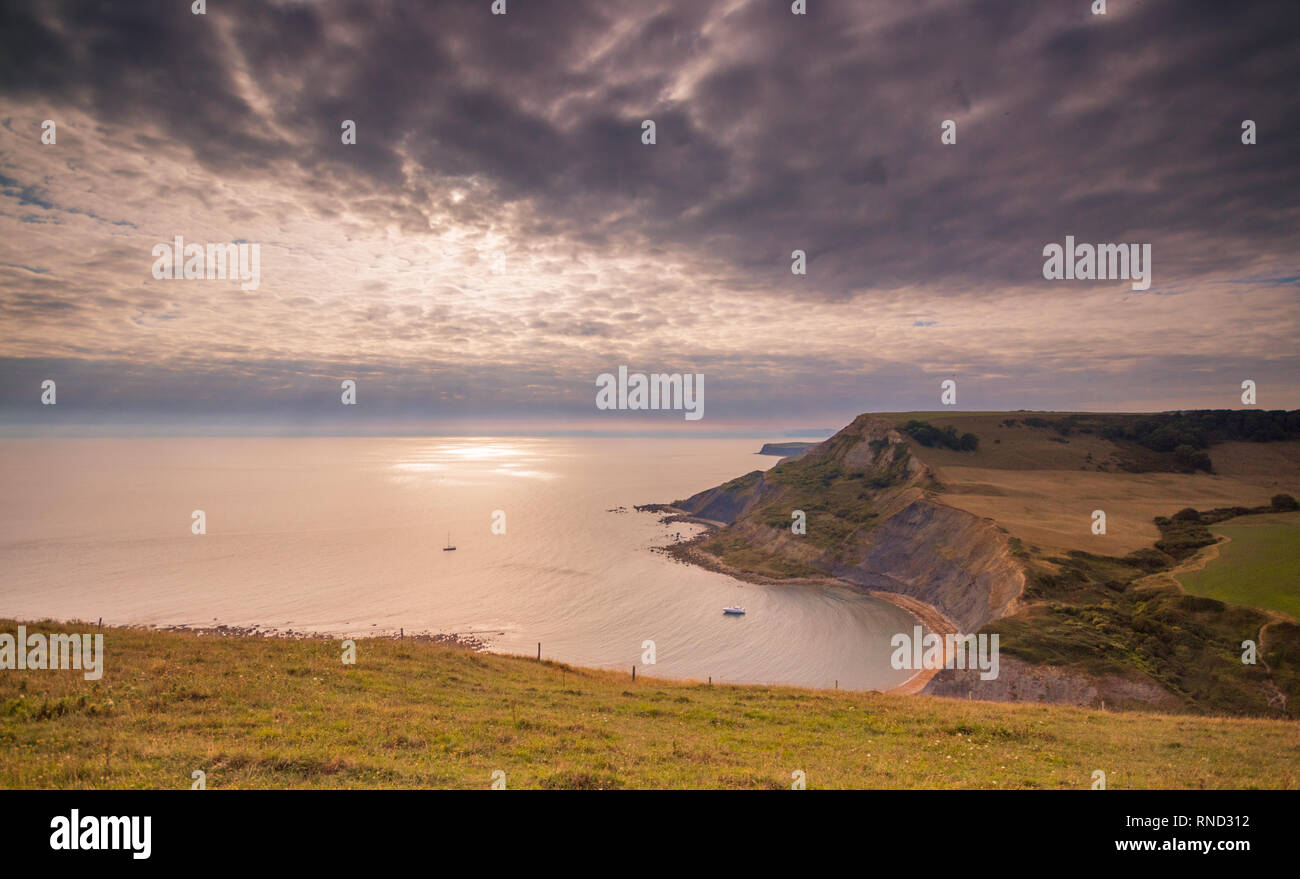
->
[675,414,1025,633]
[824,497,1023,632]
[921,656,1182,710]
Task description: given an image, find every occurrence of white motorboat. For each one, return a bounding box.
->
[722,606,746,615]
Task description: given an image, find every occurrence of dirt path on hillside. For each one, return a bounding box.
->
[1258,620,1290,712]
[1133,535,1228,592]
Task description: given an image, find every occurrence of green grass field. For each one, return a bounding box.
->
[1178,512,1300,620]
[2,620,1297,789]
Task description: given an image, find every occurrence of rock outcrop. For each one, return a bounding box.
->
[923,656,1181,711]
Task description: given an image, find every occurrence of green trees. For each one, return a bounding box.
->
[1102,410,1300,450]
[1174,444,1213,472]
[901,420,979,452]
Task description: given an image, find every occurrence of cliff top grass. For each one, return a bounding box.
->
[897,411,1300,556]
[2,619,1297,790]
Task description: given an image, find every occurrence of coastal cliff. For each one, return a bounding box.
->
[675,415,1024,633]
[659,411,1300,716]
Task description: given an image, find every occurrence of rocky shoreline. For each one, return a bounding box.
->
[145,621,487,650]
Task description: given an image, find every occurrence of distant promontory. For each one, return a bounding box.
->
[758,442,816,457]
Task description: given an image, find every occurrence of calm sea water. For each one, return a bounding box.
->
[0,437,916,690]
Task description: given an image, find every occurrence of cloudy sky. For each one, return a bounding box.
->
[1,0,1297,434]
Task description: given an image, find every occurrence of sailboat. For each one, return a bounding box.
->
[443,531,456,551]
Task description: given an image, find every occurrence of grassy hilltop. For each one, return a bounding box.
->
[2,620,1298,789]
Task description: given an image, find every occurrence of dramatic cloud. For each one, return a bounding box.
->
[1,0,1297,431]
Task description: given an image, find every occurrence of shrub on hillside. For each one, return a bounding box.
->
[1174,444,1213,472]
[1272,493,1299,511]
[901,420,979,452]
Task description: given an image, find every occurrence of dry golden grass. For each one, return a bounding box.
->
[934,467,1287,554]
[877,413,1300,554]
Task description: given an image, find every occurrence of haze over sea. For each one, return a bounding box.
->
[0,436,915,690]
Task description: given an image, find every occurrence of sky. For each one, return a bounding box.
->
[1,0,1297,435]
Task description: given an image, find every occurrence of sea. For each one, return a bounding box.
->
[0,436,917,690]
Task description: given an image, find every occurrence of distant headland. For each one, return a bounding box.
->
[757,442,816,457]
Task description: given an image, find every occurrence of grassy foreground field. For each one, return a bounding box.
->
[2,620,1297,789]
[1178,512,1300,620]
